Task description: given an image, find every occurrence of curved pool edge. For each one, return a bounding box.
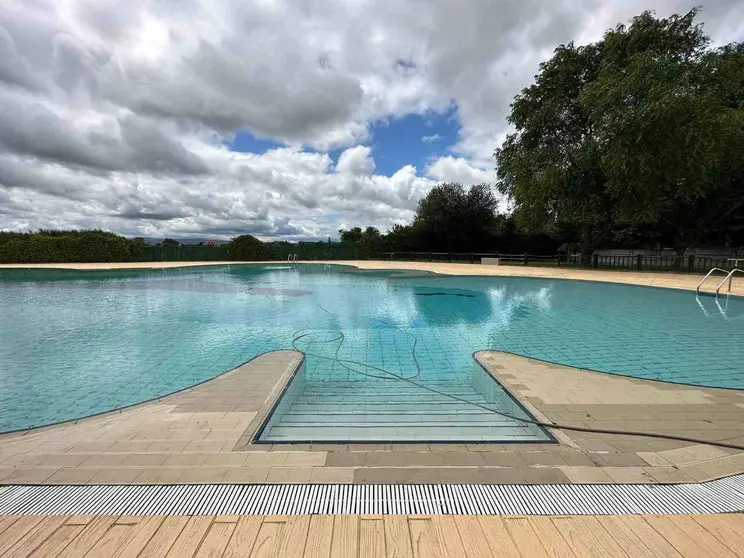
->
[2,350,743,489]
[2,259,742,298]
[0,349,304,438]
[480,349,744,393]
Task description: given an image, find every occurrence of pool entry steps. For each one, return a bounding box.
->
[255,363,552,443]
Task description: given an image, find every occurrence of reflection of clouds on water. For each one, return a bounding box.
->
[486,285,553,331]
[4,264,744,434]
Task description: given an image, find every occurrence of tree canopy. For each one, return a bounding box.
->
[227,234,273,261]
[337,182,557,255]
[496,9,744,253]
[413,182,500,252]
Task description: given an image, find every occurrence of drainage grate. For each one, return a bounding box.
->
[1,476,743,516]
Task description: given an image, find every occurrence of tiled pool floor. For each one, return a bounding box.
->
[1,262,742,440]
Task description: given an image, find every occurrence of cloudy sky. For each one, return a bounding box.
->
[0,0,742,240]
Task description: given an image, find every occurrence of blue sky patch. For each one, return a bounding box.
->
[227,109,461,177]
[366,108,460,176]
[227,131,284,154]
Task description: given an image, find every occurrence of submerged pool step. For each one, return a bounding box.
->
[265,425,535,441]
[287,405,497,414]
[260,380,548,442]
[281,415,519,425]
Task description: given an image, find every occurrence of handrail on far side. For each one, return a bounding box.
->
[697,268,729,294]
[715,268,743,296]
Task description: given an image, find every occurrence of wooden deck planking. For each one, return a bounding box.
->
[612,516,684,558]
[452,516,495,558]
[304,515,334,558]
[475,516,522,558]
[194,520,235,558]
[503,517,550,558]
[3,516,67,558]
[693,515,744,558]
[55,516,118,558]
[138,517,189,558]
[0,516,45,555]
[330,515,358,558]
[0,514,740,557]
[359,517,386,558]
[527,517,577,558]
[222,516,261,558]
[383,516,413,558]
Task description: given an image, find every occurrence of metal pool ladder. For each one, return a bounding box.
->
[715,268,743,296]
[286,253,298,262]
[697,268,729,294]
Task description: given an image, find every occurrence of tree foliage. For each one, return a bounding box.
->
[336,182,557,255]
[227,234,273,261]
[496,9,744,252]
[413,183,500,251]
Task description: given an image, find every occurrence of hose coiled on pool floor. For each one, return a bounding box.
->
[292,322,744,452]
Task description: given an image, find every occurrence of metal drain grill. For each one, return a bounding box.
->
[1,476,743,516]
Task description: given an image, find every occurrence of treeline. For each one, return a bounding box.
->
[337,183,559,257]
[0,230,271,264]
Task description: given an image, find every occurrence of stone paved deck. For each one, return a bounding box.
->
[2,349,742,486]
[3,513,743,557]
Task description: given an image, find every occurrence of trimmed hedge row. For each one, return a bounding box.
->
[0,231,278,263]
[0,232,147,263]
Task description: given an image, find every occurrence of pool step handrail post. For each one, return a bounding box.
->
[697,267,730,294]
[715,268,743,296]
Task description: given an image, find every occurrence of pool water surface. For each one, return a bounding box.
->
[0,264,742,439]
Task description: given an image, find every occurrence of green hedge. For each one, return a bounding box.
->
[0,230,271,263]
[0,231,146,263]
[0,230,368,264]
[135,245,229,262]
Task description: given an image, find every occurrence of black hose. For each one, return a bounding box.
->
[294,328,744,451]
[293,325,421,381]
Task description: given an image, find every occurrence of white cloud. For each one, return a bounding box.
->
[425,156,493,186]
[0,0,741,239]
[336,145,375,176]
[422,134,441,143]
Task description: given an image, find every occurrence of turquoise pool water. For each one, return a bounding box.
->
[0,264,742,437]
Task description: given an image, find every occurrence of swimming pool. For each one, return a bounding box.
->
[0,264,742,438]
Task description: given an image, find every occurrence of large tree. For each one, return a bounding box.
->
[413,182,500,252]
[496,9,744,254]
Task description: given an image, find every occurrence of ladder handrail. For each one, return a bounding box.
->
[715,268,743,296]
[697,267,729,294]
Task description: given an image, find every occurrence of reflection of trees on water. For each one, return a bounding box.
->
[411,286,494,326]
